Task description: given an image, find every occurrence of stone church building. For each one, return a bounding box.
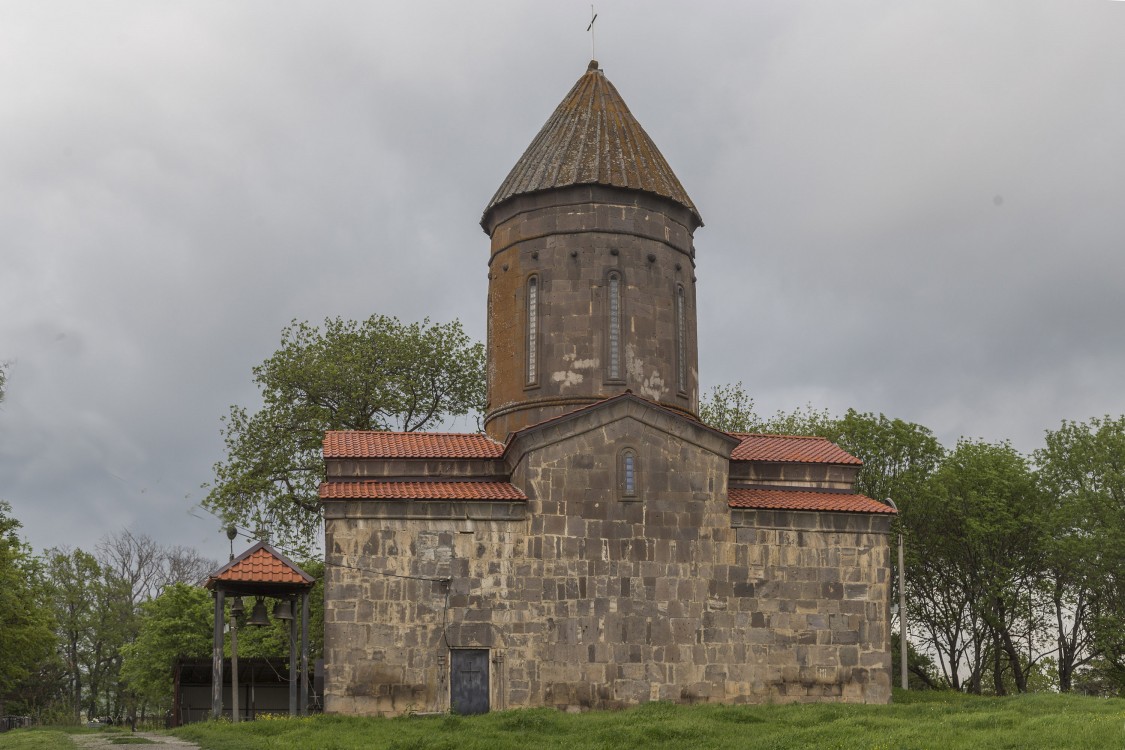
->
[319,61,895,715]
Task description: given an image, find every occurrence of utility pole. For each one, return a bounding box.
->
[885,498,907,690]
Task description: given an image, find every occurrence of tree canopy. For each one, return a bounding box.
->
[699,382,832,436]
[0,502,55,704]
[119,583,212,710]
[205,315,486,550]
[1036,416,1125,691]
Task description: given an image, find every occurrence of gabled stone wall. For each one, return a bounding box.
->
[321,406,892,715]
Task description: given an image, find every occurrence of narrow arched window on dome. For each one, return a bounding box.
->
[676,284,687,393]
[607,271,622,382]
[526,275,539,386]
[485,289,492,403]
[619,448,638,499]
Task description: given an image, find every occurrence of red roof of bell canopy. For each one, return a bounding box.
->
[728,433,862,465]
[205,542,315,589]
[323,431,504,459]
[728,488,893,514]
[319,481,527,501]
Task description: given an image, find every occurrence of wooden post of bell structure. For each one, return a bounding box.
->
[230,609,239,723]
[211,589,225,720]
[300,591,309,716]
[289,597,298,716]
[899,523,908,690]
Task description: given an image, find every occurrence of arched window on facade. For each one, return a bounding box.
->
[527,275,539,386]
[676,284,687,393]
[619,448,638,499]
[607,271,622,382]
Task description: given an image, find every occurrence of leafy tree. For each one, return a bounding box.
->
[205,315,485,550]
[81,571,133,721]
[45,547,100,721]
[827,410,944,505]
[120,583,213,712]
[1036,416,1125,692]
[699,382,758,432]
[920,440,1046,694]
[890,633,942,690]
[44,547,136,721]
[821,411,947,687]
[0,502,55,711]
[1072,657,1125,697]
[699,382,832,435]
[88,532,218,721]
[37,533,219,722]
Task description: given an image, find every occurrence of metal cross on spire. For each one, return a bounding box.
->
[587,5,598,61]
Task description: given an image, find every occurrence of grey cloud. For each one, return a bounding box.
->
[2,1,1124,559]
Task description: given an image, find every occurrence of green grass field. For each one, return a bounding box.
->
[3,691,1124,749]
[0,727,98,750]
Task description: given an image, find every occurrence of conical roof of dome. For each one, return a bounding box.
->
[482,61,701,228]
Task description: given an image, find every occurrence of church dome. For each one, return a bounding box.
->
[482,60,702,229]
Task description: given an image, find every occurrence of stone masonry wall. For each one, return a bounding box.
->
[322,417,891,715]
[483,185,700,440]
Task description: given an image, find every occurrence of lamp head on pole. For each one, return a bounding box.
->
[226,525,238,560]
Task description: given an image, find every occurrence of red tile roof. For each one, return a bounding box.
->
[728,488,894,514]
[319,481,527,501]
[729,434,861,465]
[206,542,315,588]
[323,432,504,459]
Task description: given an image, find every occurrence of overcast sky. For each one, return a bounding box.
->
[3,1,1124,562]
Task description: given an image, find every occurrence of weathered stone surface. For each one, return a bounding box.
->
[322,402,892,716]
[321,62,892,718]
[484,186,699,440]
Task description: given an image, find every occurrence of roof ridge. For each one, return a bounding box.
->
[319,480,527,501]
[324,430,498,439]
[323,431,505,459]
[728,487,894,515]
[728,432,831,440]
